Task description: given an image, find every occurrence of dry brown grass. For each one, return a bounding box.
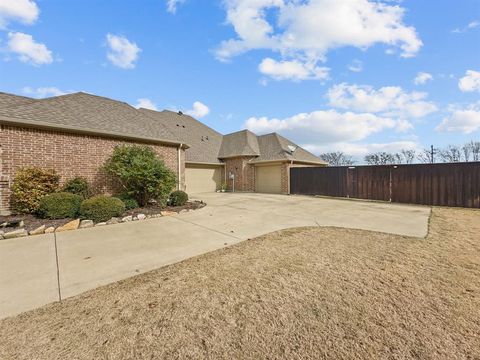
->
[1,207,479,359]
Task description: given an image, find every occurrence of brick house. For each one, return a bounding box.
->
[0,91,326,214]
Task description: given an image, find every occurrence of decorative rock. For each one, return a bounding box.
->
[55,219,80,233]
[45,227,55,233]
[122,215,133,222]
[137,214,146,220]
[4,229,28,239]
[95,222,107,227]
[0,230,4,239]
[29,225,46,236]
[79,220,94,229]
[146,215,152,219]
[160,211,176,217]
[132,216,138,221]
[180,209,189,213]
[107,217,120,225]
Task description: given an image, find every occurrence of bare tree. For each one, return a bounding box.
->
[393,153,403,164]
[467,141,480,161]
[417,149,432,163]
[439,145,462,163]
[364,152,396,165]
[462,143,472,162]
[319,151,355,166]
[401,149,416,164]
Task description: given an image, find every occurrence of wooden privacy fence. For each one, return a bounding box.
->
[290,162,480,208]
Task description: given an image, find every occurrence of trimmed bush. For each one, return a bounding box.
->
[10,167,60,214]
[170,190,188,206]
[104,145,177,206]
[114,194,139,210]
[62,177,90,198]
[80,196,126,223]
[37,192,82,219]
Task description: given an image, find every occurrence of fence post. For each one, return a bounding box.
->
[389,167,392,202]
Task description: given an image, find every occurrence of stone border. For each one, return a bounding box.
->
[0,208,195,240]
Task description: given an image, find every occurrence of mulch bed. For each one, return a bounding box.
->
[0,200,206,233]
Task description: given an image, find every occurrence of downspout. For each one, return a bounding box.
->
[178,144,183,190]
[224,163,227,188]
[288,160,293,195]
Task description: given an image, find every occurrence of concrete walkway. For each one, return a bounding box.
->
[0,193,430,319]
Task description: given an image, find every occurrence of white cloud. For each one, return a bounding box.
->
[414,72,433,85]
[244,109,396,144]
[348,59,363,73]
[258,57,329,81]
[22,86,69,98]
[186,101,210,118]
[436,104,480,134]
[7,32,52,65]
[216,0,422,66]
[458,70,480,93]
[106,34,141,69]
[0,0,39,28]
[452,20,480,33]
[135,98,158,111]
[327,83,437,118]
[166,0,185,14]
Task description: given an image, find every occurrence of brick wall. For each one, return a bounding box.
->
[281,162,290,194]
[224,156,256,192]
[0,125,182,214]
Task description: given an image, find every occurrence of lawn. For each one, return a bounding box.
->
[1,207,479,359]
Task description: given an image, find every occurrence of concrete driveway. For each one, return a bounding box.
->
[0,193,430,319]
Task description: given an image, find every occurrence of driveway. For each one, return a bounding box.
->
[0,193,430,319]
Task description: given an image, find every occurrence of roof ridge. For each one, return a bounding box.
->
[0,92,34,100]
[225,129,256,137]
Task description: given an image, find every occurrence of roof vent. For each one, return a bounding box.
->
[178,111,183,115]
[287,145,298,153]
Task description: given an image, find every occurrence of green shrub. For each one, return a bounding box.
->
[79,196,126,223]
[37,192,82,219]
[170,190,188,206]
[114,194,139,210]
[62,177,90,198]
[10,167,60,214]
[104,145,177,206]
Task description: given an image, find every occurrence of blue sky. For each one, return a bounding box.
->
[0,0,479,158]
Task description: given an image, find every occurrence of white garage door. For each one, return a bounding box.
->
[185,165,222,194]
[255,165,282,193]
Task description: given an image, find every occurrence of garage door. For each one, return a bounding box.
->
[255,165,282,193]
[185,165,222,194]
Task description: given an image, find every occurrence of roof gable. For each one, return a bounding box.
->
[218,130,260,158]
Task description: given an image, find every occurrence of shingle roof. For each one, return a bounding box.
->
[218,130,260,158]
[252,133,326,164]
[0,92,36,108]
[139,109,224,163]
[0,92,182,146]
[0,91,325,164]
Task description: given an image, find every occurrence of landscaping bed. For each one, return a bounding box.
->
[1,145,200,239]
[0,200,205,236]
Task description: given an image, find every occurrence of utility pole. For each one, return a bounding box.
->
[430,145,436,163]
